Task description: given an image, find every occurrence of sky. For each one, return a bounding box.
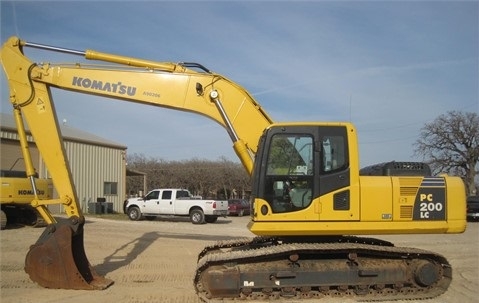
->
[1,0,478,168]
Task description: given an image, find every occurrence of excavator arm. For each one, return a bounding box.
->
[0,36,272,290]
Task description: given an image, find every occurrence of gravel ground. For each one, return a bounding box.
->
[1,215,478,303]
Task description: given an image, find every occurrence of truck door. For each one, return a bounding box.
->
[159,190,175,215]
[142,190,161,215]
[173,190,192,214]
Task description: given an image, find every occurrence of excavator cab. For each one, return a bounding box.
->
[250,124,354,220]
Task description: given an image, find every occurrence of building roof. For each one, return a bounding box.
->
[0,112,127,149]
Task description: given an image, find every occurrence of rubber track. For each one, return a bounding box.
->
[194,237,451,302]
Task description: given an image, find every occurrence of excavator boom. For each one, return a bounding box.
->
[5,37,273,174]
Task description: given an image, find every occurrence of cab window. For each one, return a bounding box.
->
[264,134,314,213]
[321,135,347,173]
[145,190,159,200]
[162,190,172,199]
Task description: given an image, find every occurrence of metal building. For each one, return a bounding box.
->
[0,113,127,214]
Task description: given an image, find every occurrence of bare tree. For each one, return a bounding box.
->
[126,154,251,199]
[414,111,478,196]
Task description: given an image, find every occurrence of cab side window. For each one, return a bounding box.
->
[162,190,172,199]
[321,135,347,173]
[145,190,159,200]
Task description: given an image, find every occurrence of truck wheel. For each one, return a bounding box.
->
[238,210,244,217]
[1,210,7,230]
[190,209,205,224]
[127,206,142,221]
[205,216,218,223]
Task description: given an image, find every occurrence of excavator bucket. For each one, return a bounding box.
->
[24,218,113,290]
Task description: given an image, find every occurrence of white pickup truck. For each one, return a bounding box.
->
[123,188,228,224]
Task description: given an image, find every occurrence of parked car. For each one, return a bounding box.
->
[466,195,479,222]
[228,199,250,216]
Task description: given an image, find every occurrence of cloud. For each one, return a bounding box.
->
[1,1,477,167]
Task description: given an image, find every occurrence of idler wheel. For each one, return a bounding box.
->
[414,260,440,287]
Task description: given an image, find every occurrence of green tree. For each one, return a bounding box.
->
[414,111,478,196]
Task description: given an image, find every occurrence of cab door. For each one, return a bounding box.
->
[159,190,175,215]
[142,190,161,214]
[316,126,359,220]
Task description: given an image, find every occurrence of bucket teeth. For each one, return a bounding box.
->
[25,218,113,290]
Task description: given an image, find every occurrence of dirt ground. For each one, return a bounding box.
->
[1,215,478,303]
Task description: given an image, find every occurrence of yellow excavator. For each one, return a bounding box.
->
[0,36,466,300]
[0,169,52,229]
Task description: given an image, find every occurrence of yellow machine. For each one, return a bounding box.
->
[0,36,466,300]
[0,170,52,229]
